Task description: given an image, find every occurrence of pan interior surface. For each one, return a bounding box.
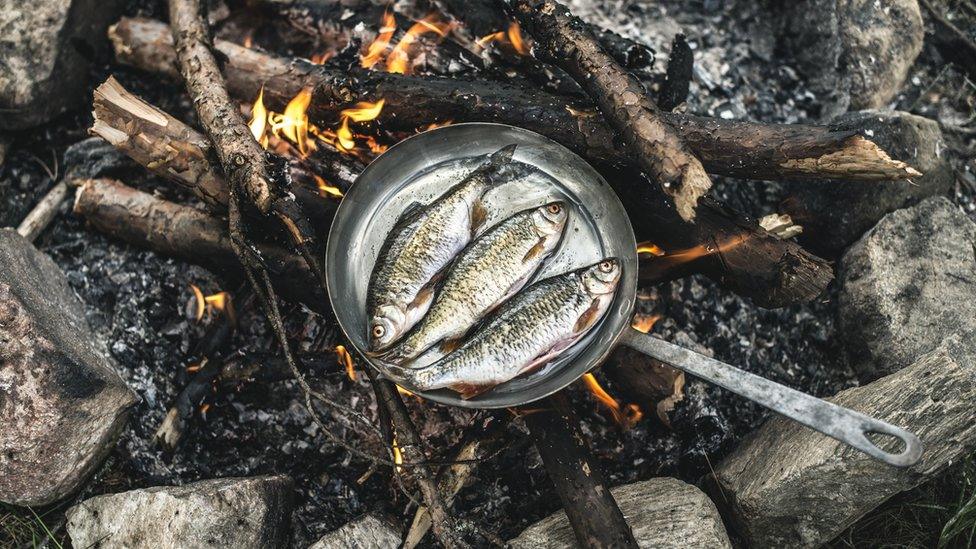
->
[326,123,637,408]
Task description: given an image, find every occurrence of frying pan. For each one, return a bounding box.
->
[326,123,923,467]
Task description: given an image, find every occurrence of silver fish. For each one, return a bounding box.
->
[366,144,517,352]
[391,258,622,398]
[381,201,568,363]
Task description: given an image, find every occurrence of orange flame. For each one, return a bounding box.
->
[310,51,333,65]
[476,22,529,55]
[314,175,343,198]
[361,9,397,69]
[396,385,415,397]
[637,241,666,257]
[274,88,313,156]
[335,117,356,151]
[386,14,452,74]
[632,314,661,333]
[582,373,643,429]
[392,434,403,472]
[421,119,453,132]
[340,99,385,122]
[336,345,356,381]
[189,284,234,323]
[248,88,269,147]
[190,284,206,321]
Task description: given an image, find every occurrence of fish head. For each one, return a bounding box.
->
[368,304,407,351]
[532,201,569,238]
[581,257,622,296]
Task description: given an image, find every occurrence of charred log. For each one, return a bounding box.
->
[524,393,639,548]
[71,178,325,312]
[110,17,920,184]
[657,34,693,111]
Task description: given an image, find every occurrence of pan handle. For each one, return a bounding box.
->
[619,329,923,467]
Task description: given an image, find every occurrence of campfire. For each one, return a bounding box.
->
[2,0,975,547]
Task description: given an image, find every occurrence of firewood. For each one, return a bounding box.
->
[71,178,324,311]
[92,61,832,309]
[504,0,713,221]
[523,393,639,548]
[657,34,693,111]
[109,17,920,184]
[16,181,69,242]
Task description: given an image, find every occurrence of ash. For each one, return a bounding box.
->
[1,0,973,546]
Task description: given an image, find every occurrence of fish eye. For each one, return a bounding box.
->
[599,261,614,273]
[547,203,562,214]
[372,325,386,338]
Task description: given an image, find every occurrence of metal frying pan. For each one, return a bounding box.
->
[325,123,923,467]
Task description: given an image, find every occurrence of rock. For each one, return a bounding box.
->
[309,514,401,549]
[778,0,923,113]
[0,228,136,506]
[837,197,976,381]
[509,477,731,548]
[0,0,123,129]
[706,333,976,548]
[66,475,294,549]
[782,110,953,256]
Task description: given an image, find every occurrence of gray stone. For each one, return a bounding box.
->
[706,334,976,548]
[0,0,123,129]
[509,477,731,548]
[0,228,136,506]
[838,197,976,381]
[66,475,294,549]
[309,514,401,549]
[783,110,953,256]
[779,0,923,113]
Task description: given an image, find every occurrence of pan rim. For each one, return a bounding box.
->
[325,122,638,408]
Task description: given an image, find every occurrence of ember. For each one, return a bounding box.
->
[582,373,643,430]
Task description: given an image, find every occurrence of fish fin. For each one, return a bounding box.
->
[470,200,488,236]
[451,383,494,400]
[522,239,547,262]
[517,339,575,377]
[395,201,424,224]
[487,144,517,166]
[407,284,436,322]
[438,338,463,354]
[573,299,603,333]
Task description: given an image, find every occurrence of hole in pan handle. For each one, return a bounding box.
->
[618,328,924,467]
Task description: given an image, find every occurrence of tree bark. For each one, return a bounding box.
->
[524,393,639,548]
[110,17,920,184]
[71,178,324,312]
[506,0,713,221]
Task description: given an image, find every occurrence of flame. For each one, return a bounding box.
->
[396,385,414,397]
[310,51,333,65]
[361,9,397,69]
[421,119,453,132]
[392,434,403,472]
[314,175,343,198]
[190,284,206,321]
[273,88,313,156]
[476,22,529,55]
[199,402,211,415]
[336,345,356,381]
[637,241,666,257]
[248,88,269,147]
[335,117,356,151]
[242,31,254,49]
[186,362,202,373]
[582,373,643,429]
[632,313,661,333]
[340,99,385,122]
[189,284,234,323]
[386,14,452,74]
[507,22,528,55]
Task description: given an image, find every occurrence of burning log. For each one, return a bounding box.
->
[657,34,694,112]
[90,77,348,228]
[505,0,713,221]
[110,17,919,184]
[524,393,638,548]
[110,17,837,308]
[71,178,325,312]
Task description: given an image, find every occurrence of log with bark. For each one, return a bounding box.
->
[106,22,836,308]
[110,17,920,184]
[524,393,639,548]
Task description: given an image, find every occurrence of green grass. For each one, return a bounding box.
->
[829,454,976,549]
[0,505,64,549]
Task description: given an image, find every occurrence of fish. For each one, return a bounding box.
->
[389,258,622,398]
[379,201,569,363]
[366,144,517,352]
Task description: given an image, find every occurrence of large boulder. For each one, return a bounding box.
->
[66,475,294,549]
[837,197,976,381]
[0,228,136,506]
[309,514,401,549]
[0,0,123,129]
[509,477,731,548]
[782,110,952,256]
[778,0,923,113]
[705,333,976,548]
